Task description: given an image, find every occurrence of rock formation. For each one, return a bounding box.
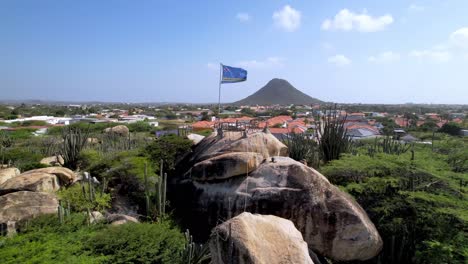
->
[210,212,314,264]
[171,131,382,261]
[0,172,60,194]
[40,155,64,166]
[104,125,129,137]
[0,191,58,224]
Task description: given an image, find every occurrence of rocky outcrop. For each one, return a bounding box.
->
[20,167,76,185]
[171,131,382,262]
[184,131,288,166]
[191,152,264,181]
[210,212,314,264]
[104,125,129,137]
[0,191,58,224]
[0,172,60,194]
[0,168,20,185]
[40,155,64,166]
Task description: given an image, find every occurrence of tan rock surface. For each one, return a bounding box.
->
[210,212,314,264]
[104,125,129,137]
[0,172,60,193]
[0,191,58,224]
[191,152,264,181]
[21,167,76,185]
[0,167,20,185]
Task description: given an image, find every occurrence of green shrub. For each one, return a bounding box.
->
[86,222,185,264]
[128,121,153,133]
[144,134,192,171]
[58,184,111,212]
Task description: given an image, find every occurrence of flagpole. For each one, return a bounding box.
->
[218,63,222,118]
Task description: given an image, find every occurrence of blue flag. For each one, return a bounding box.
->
[221,64,247,83]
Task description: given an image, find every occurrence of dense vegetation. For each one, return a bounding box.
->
[320,134,467,264]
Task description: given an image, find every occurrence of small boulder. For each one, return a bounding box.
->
[104,125,129,137]
[0,172,60,194]
[210,212,314,264]
[191,152,264,181]
[0,167,20,185]
[21,167,76,185]
[87,137,100,144]
[106,214,139,225]
[0,191,58,224]
[40,155,64,166]
[89,211,105,224]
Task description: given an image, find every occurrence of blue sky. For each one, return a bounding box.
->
[1,0,468,104]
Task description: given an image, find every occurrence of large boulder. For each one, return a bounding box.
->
[0,167,20,185]
[185,131,288,165]
[0,172,60,194]
[191,152,264,181]
[0,191,58,224]
[171,131,382,262]
[104,125,129,137]
[40,155,64,166]
[210,212,314,264]
[20,167,76,185]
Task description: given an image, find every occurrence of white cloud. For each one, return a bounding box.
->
[408,4,425,12]
[368,51,401,63]
[449,27,468,49]
[237,57,284,69]
[236,13,250,23]
[273,5,301,32]
[321,9,393,32]
[409,50,452,62]
[327,55,351,66]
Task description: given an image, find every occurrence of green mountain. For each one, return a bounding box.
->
[233,78,322,105]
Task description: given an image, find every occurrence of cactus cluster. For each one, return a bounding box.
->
[61,126,90,170]
[181,229,211,264]
[315,105,354,163]
[143,159,168,221]
[57,200,71,224]
[282,133,320,168]
[367,136,411,157]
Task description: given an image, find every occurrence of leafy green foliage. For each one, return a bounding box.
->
[127,121,153,133]
[86,222,185,264]
[58,184,111,212]
[321,137,468,264]
[0,214,187,264]
[144,134,192,171]
[439,122,462,136]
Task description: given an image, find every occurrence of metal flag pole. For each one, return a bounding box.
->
[218,63,222,117]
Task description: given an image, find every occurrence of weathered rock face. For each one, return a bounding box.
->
[185,131,288,166]
[40,155,64,166]
[0,191,58,224]
[171,131,382,261]
[0,168,21,185]
[187,133,205,145]
[191,152,264,181]
[0,172,60,194]
[104,125,129,137]
[21,167,76,185]
[210,212,314,264]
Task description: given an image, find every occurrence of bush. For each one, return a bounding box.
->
[86,222,185,264]
[58,184,111,212]
[144,134,192,171]
[439,122,462,136]
[128,121,153,133]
